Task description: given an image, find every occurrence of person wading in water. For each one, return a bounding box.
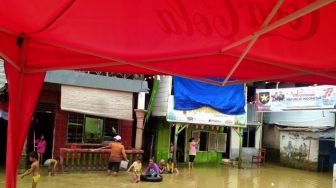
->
[93,135,128,176]
[188,137,200,171]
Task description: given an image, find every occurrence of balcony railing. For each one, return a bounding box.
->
[60,148,143,172]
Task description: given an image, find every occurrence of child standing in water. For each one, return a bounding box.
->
[127,155,142,183]
[35,135,46,164]
[189,137,200,171]
[20,152,40,188]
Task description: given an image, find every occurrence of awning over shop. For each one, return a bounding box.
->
[1,1,336,187]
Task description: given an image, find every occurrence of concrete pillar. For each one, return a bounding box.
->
[137,92,146,110]
[230,128,240,159]
[134,109,147,149]
[255,125,263,149]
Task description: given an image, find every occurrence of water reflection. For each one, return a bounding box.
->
[0,164,332,188]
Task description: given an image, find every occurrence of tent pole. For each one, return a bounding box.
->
[221,52,336,81]
[221,0,335,52]
[25,61,123,73]
[25,39,223,86]
[0,51,20,71]
[0,28,20,37]
[224,73,309,86]
[6,36,27,188]
[222,0,284,86]
[224,67,336,85]
[25,48,336,82]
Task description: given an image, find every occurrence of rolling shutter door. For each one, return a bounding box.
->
[61,85,133,120]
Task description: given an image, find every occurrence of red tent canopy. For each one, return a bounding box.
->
[0,0,336,187]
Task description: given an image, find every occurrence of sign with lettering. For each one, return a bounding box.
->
[155,0,319,41]
[256,86,336,112]
[167,96,247,127]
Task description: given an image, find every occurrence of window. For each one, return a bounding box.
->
[84,116,103,143]
[67,112,119,144]
[191,130,225,152]
[208,132,217,152]
[217,133,227,153]
[67,113,84,143]
[242,126,256,147]
[104,118,119,142]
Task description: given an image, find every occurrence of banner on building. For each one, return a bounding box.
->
[256,86,336,112]
[167,96,247,127]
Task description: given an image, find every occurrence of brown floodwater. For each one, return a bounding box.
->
[0,164,333,188]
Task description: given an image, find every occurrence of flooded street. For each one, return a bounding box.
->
[0,164,333,188]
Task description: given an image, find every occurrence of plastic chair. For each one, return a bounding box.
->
[252,148,266,164]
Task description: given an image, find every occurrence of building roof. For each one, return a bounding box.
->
[45,70,149,93]
[0,62,149,93]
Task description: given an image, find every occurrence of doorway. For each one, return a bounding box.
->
[318,139,336,172]
[170,127,186,163]
[27,112,55,163]
[0,118,7,167]
[222,127,231,159]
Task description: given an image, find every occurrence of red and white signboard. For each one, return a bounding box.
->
[256,86,336,112]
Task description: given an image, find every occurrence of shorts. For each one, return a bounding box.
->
[134,170,141,177]
[32,174,41,184]
[189,155,196,162]
[44,159,52,169]
[108,162,120,172]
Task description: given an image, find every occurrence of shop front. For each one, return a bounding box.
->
[154,95,247,164]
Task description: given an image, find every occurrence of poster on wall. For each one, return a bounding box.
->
[256,86,336,112]
[167,96,247,127]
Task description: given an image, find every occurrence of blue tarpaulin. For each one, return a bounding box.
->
[173,77,245,115]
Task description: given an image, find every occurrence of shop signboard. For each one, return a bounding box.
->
[256,86,336,112]
[167,96,247,127]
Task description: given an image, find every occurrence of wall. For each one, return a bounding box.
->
[264,110,335,127]
[119,120,133,149]
[280,131,318,171]
[262,124,280,162]
[152,76,172,117]
[37,84,65,158]
[154,122,223,164]
[53,110,68,157]
[230,128,240,160]
[230,127,260,162]
[154,119,170,161]
[37,84,134,157]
